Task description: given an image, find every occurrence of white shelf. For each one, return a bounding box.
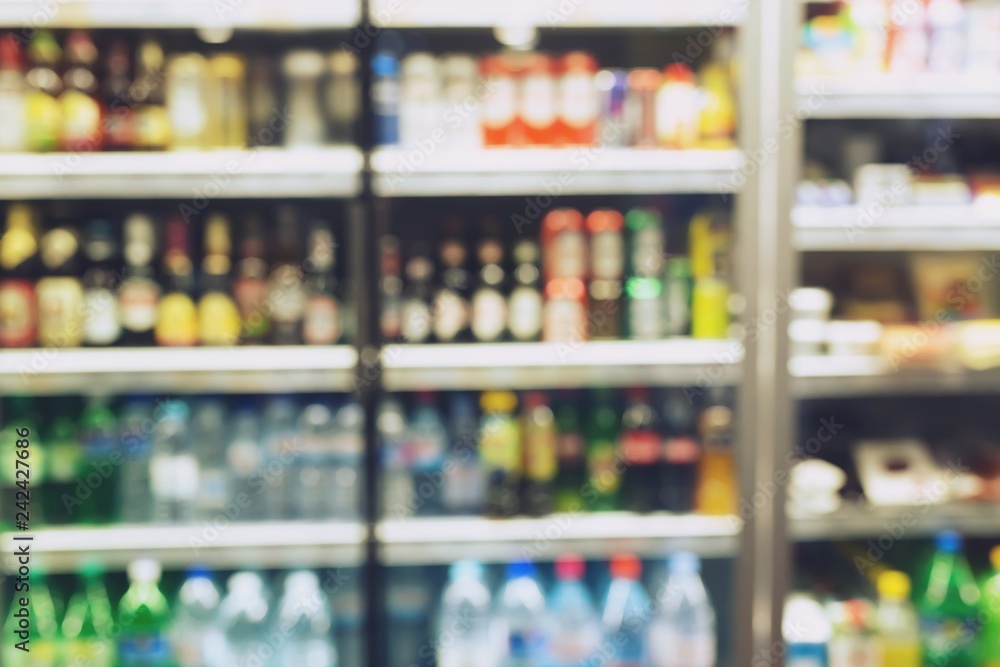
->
[791,354,1000,398]
[0,0,359,29]
[371,148,745,197]
[0,148,363,199]
[0,346,359,395]
[369,0,745,28]
[797,74,1000,119]
[381,339,743,391]
[791,502,1000,541]
[378,514,741,564]
[0,522,366,573]
[793,205,1000,251]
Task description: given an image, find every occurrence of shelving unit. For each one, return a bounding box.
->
[791,503,1000,542]
[791,355,1000,399]
[797,74,1000,119]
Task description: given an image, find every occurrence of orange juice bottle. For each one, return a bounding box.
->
[695,403,737,515]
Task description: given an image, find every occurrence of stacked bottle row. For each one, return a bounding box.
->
[2,560,360,667]
[0,204,348,349]
[381,207,732,345]
[0,394,363,529]
[786,532,1000,667]
[380,387,736,519]
[397,553,717,667]
[0,29,359,153]
[375,45,737,150]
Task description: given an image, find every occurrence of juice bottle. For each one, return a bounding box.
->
[694,401,736,516]
[876,571,921,667]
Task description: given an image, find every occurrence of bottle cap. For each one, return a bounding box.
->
[610,553,641,580]
[480,391,517,414]
[877,571,911,600]
[79,559,106,581]
[507,559,536,579]
[450,560,484,581]
[663,63,696,84]
[185,565,212,580]
[543,209,584,234]
[936,530,963,554]
[668,552,700,575]
[371,51,399,76]
[585,210,623,234]
[128,559,161,583]
[555,554,585,581]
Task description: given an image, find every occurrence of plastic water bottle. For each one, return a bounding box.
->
[273,570,336,667]
[409,391,448,516]
[150,399,196,523]
[548,554,601,667]
[332,571,363,667]
[379,399,413,519]
[261,396,300,519]
[497,560,548,667]
[442,392,485,515]
[171,567,226,667]
[387,567,432,667]
[784,593,831,667]
[600,554,650,667]
[437,560,494,667]
[296,401,336,520]
[330,401,364,520]
[226,401,263,522]
[192,399,231,522]
[219,572,272,667]
[119,396,154,524]
[647,552,716,667]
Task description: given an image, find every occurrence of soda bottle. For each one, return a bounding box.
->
[659,389,701,513]
[618,388,662,513]
[521,391,557,516]
[918,531,981,667]
[79,395,119,523]
[584,389,621,512]
[600,554,649,667]
[219,572,272,667]
[497,560,548,667]
[648,552,716,667]
[436,560,494,667]
[62,561,115,667]
[171,567,225,667]
[2,566,61,667]
[409,391,448,516]
[119,397,155,524]
[273,571,336,667]
[479,391,521,517]
[441,392,485,515]
[981,547,1000,667]
[548,555,600,667]
[117,559,173,667]
[876,571,921,667]
[554,396,586,513]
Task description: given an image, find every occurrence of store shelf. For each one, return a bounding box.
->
[0,522,366,574]
[0,0,359,29]
[371,148,745,197]
[380,339,742,391]
[0,346,359,395]
[378,514,741,565]
[791,354,1000,398]
[797,74,1000,119]
[0,148,363,199]
[369,0,746,28]
[793,205,1000,251]
[791,502,1000,541]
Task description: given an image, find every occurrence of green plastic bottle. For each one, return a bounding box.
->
[554,400,586,513]
[2,567,61,667]
[979,546,1000,667]
[62,561,115,667]
[117,559,174,667]
[0,396,43,531]
[79,396,119,524]
[584,388,621,511]
[41,397,82,526]
[917,531,981,667]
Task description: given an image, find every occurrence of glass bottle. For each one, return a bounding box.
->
[380,234,403,340]
[207,53,246,148]
[79,395,119,523]
[24,30,62,152]
[0,203,40,347]
[59,30,102,152]
[81,218,122,347]
[400,246,434,344]
[232,213,269,344]
[283,50,326,148]
[479,390,521,517]
[268,206,306,345]
[521,391,557,516]
[432,233,470,343]
[197,213,241,346]
[166,53,209,149]
[586,210,624,340]
[133,36,169,151]
[154,216,198,347]
[554,396,586,513]
[36,225,84,348]
[585,388,621,511]
[508,240,543,342]
[470,238,508,343]
[247,55,277,144]
[303,220,341,345]
[619,387,663,513]
[118,213,160,347]
[102,38,134,150]
[326,51,359,144]
[0,35,27,152]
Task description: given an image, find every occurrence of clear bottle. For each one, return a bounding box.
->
[400,52,442,147]
[498,560,548,667]
[372,50,400,146]
[150,398,196,523]
[171,567,226,667]
[295,401,336,520]
[62,561,115,667]
[829,600,879,667]
[441,54,481,148]
[876,571,921,667]
[192,398,231,522]
[785,593,831,667]
[409,391,448,516]
[441,391,485,515]
[437,560,494,667]
[333,572,363,667]
[261,396,300,519]
[166,53,209,149]
[331,400,364,520]
[379,398,414,519]
[117,559,173,667]
[387,567,432,667]
[226,401,264,521]
[119,396,154,524]
[284,50,327,148]
[0,36,27,152]
[647,552,716,667]
[548,554,601,667]
[219,572,272,667]
[273,571,336,667]
[601,554,649,667]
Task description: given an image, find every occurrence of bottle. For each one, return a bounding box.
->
[60,30,102,151]
[226,401,264,521]
[81,219,122,346]
[543,277,588,343]
[134,36,170,151]
[293,401,335,520]
[247,55,277,143]
[507,240,543,342]
[117,559,173,667]
[151,399,196,523]
[626,69,660,148]
[409,391,448,516]
[273,571,336,667]
[498,560,548,667]
[470,238,508,343]
[829,599,879,667]
[437,560,494,667]
[372,50,400,146]
[24,30,62,152]
[648,552,716,667]
[660,389,701,513]
[876,571,921,667]
[918,531,981,667]
[586,210,624,340]
[191,398,230,521]
[888,0,929,73]
[62,562,115,667]
[171,567,225,667]
[118,213,160,347]
[432,234,471,343]
[284,50,327,148]
[554,397,587,513]
[0,204,40,347]
[698,61,736,149]
[625,209,665,340]
[595,69,628,146]
[326,51,359,144]
[119,396,154,524]
[0,397,40,529]
[542,209,587,281]
[206,54,246,148]
[380,234,403,340]
[619,387,663,513]
[232,214,270,345]
[401,247,434,344]
[585,389,621,512]
[695,400,737,516]
[303,220,342,345]
[399,52,441,146]
[479,391,521,517]
[155,216,199,347]
[261,396,299,519]
[330,400,364,519]
[521,54,557,145]
[102,38,135,150]
[521,391,557,516]
[689,213,730,340]
[557,52,599,146]
[441,54,481,148]
[197,214,241,346]
[928,0,966,73]
[662,258,693,337]
[548,555,601,667]
[36,225,84,347]
[79,396,119,523]
[40,397,82,524]
[0,36,27,152]
[379,398,413,519]
[600,554,649,667]
[268,207,307,345]
[219,572,272,667]
[655,64,700,150]
[481,55,517,146]
[166,53,209,149]
[442,392,485,515]
[333,572,363,667]
[2,566,60,666]
[387,567,432,667]
[784,593,831,667]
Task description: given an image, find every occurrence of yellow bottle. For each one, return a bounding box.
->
[689,213,730,339]
[25,31,62,152]
[876,571,921,667]
[206,54,247,149]
[695,405,736,516]
[698,61,736,149]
